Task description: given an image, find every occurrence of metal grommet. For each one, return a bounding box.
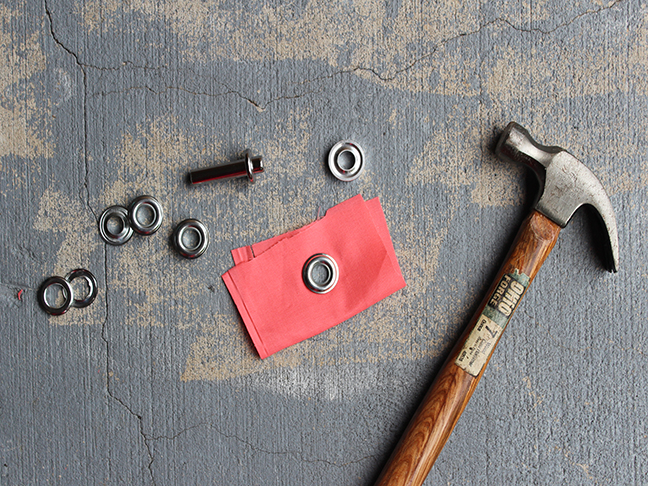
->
[38,276,74,316]
[302,253,339,294]
[66,269,98,308]
[328,141,365,181]
[173,219,209,259]
[128,195,164,235]
[99,205,133,245]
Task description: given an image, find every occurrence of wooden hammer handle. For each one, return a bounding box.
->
[375,210,561,486]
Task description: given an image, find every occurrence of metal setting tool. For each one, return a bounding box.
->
[189,150,264,184]
[375,122,619,486]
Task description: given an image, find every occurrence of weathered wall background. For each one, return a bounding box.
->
[1,0,645,484]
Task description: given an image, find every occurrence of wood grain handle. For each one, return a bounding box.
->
[374,210,561,486]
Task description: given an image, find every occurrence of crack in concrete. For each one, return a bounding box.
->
[91,83,323,112]
[41,0,627,114]
[98,249,157,486]
[504,0,626,35]
[0,282,35,291]
[349,0,627,83]
[43,0,97,222]
[147,421,375,469]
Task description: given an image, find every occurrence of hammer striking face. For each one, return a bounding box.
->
[375,122,619,486]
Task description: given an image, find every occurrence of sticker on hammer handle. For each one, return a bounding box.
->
[455,270,530,377]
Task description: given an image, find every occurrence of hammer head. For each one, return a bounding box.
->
[495,122,619,272]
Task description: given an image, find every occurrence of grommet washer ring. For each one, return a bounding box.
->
[99,205,133,245]
[173,219,209,259]
[38,276,74,316]
[129,195,164,235]
[66,269,98,308]
[328,141,365,181]
[303,253,339,294]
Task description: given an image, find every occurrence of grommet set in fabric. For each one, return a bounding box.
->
[38,269,98,316]
[223,195,406,359]
[99,195,164,246]
[302,254,339,294]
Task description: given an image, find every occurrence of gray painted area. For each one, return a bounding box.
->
[0,0,646,484]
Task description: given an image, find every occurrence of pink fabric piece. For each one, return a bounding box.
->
[222,195,406,359]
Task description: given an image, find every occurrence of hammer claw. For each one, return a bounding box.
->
[496,122,619,272]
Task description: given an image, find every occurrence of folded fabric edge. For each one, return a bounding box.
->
[366,197,406,287]
[222,271,269,359]
[230,195,367,265]
[231,245,255,265]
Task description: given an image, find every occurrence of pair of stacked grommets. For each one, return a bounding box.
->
[38,269,98,316]
[98,195,209,259]
[98,195,164,245]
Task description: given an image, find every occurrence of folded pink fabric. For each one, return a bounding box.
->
[222,195,406,359]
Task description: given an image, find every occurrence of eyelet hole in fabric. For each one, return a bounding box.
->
[303,254,339,294]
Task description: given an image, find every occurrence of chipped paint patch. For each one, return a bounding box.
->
[408,117,523,208]
[0,7,51,163]
[109,240,205,328]
[102,115,203,207]
[34,189,103,325]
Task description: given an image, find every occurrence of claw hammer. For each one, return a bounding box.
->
[375,122,619,486]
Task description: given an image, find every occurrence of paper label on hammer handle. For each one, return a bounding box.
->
[455,270,530,377]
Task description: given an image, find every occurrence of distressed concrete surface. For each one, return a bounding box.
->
[0,0,646,484]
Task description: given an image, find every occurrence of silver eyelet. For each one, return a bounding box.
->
[173,219,209,259]
[38,276,74,316]
[66,269,98,308]
[302,254,339,294]
[328,141,365,181]
[128,195,164,235]
[99,205,133,245]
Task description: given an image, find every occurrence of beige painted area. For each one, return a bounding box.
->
[629,9,648,98]
[101,116,215,328]
[34,189,103,326]
[77,0,480,93]
[408,110,524,208]
[78,0,477,69]
[102,115,206,206]
[109,239,207,328]
[0,6,51,165]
